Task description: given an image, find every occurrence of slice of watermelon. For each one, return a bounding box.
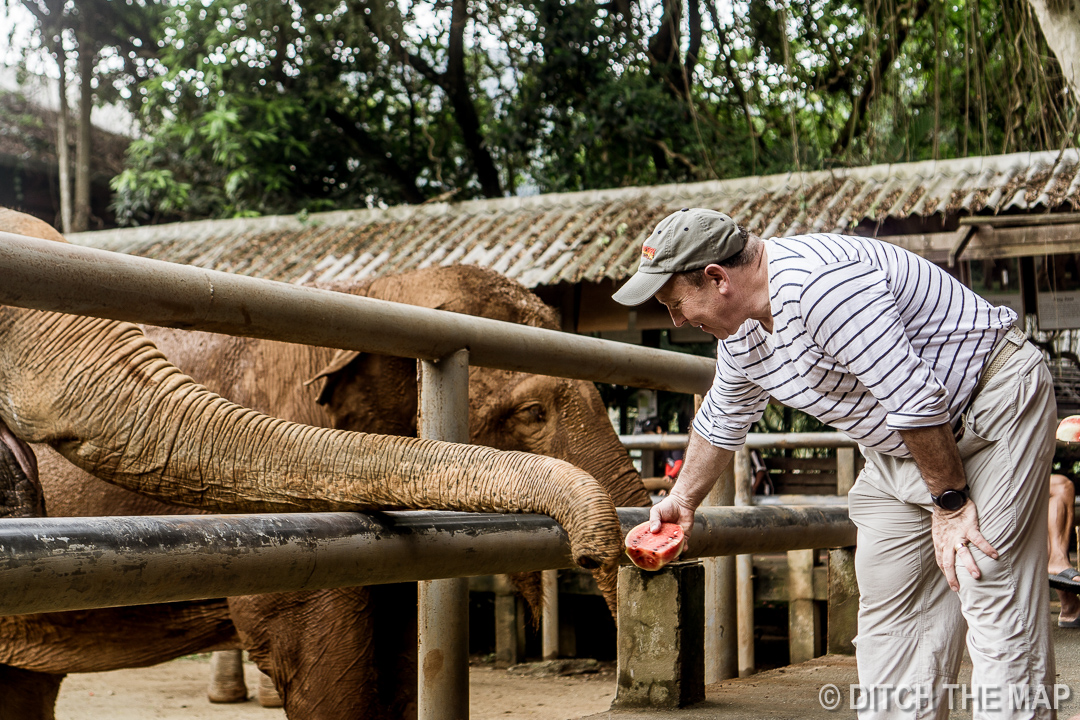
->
[1058,416,1080,443]
[624,520,686,571]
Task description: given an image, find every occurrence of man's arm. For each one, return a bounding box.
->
[649,429,734,542]
[898,424,999,590]
[897,424,965,496]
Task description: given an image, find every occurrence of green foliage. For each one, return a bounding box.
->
[12,0,1079,223]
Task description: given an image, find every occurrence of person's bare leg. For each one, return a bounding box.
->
[1048,473,1079,623]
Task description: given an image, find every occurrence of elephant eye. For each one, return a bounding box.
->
[513,403,546,424]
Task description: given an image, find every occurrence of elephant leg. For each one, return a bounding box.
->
[229,584,418,720]
[258,670,283,708]
[208,649,249,703]
[0,665,63,720]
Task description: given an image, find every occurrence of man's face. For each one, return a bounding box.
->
[654,269,743,340]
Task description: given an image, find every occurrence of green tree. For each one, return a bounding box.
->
[10,0,1070,224]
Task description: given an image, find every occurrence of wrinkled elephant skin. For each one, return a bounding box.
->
[0,209,628,720]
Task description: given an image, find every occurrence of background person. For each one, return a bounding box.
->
[640,416,683,494]
[614,207,1057,719]
[1049,472,1080,626]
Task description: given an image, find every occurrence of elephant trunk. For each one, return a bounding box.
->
[0,311,621,570]
[588,452,650,509]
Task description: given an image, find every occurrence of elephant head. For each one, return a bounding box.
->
[311,266,649,510]
[307,267,650,610]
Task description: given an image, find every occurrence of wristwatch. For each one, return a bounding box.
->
[931,485,970,511]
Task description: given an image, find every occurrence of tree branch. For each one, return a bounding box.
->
[349,0,501,197]
[444,0,502,197]
[831,0,931,156]
[686,0,701,84]
[647,0,687,99]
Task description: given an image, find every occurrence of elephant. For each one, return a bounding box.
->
[0,208,632,719]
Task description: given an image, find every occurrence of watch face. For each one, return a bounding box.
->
[940,490,966,511]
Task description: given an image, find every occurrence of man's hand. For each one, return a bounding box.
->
[931,500,998,592]
[649,492,698,545]
[645,431,735,547]
[897,424,998,590]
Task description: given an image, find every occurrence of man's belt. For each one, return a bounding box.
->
[954,326,1026,441]
[971,325,1026,400]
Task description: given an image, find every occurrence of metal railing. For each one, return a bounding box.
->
[619,431,859,450]
[0,232,857,714]
[0,230,713,393]
[0,506,853,617]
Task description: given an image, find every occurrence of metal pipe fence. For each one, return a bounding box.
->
[0,230,713,394]
[0,506,853,617]
[619,431,859,450]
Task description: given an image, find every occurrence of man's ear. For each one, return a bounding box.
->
[702,263,729,291]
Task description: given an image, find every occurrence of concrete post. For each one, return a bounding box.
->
[614,563,705,708]
[704,458,737,683]
[827,547,859,655]
[542,569,559,660]
[733,448,755,677]
[787,548,820,664]
[418,349,470,720]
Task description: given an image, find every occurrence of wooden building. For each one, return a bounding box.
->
[0,89,128,229]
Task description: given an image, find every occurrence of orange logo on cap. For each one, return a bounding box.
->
[642,246,657,260]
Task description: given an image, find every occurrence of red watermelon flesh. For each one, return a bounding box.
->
[1059,416,1080,443]
[624,521,686,571]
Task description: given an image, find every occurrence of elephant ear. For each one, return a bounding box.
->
[305,350,363,405]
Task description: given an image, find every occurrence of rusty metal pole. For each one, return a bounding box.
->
[704,459,737,683]
[0,231,714,395]
[541,569,559,660]
[0,506,856,616]
[733,449,755,677]
[418,349,471,720]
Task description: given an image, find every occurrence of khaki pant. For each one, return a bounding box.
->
[849,340,1057,720]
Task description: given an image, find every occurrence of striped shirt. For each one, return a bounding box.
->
[693,233,1016,458]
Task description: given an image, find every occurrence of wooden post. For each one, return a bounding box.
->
[829,448,858,656]
[734,448,755,678]
[787,548,820,664]
[615,563,705,708]
[827,547,859,655]
[837,447,856,495]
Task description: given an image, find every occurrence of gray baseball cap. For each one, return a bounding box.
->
[612,208,745,306]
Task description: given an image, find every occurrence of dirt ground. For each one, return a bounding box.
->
[55,654,616,720]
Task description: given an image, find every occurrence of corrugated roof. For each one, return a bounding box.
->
[68,149,1080,288]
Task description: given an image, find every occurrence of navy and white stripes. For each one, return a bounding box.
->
[693,233,1016,458]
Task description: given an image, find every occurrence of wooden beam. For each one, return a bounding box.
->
[958,212,1080,228]
[960,223,1080,260]
[872,223,1080,262]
